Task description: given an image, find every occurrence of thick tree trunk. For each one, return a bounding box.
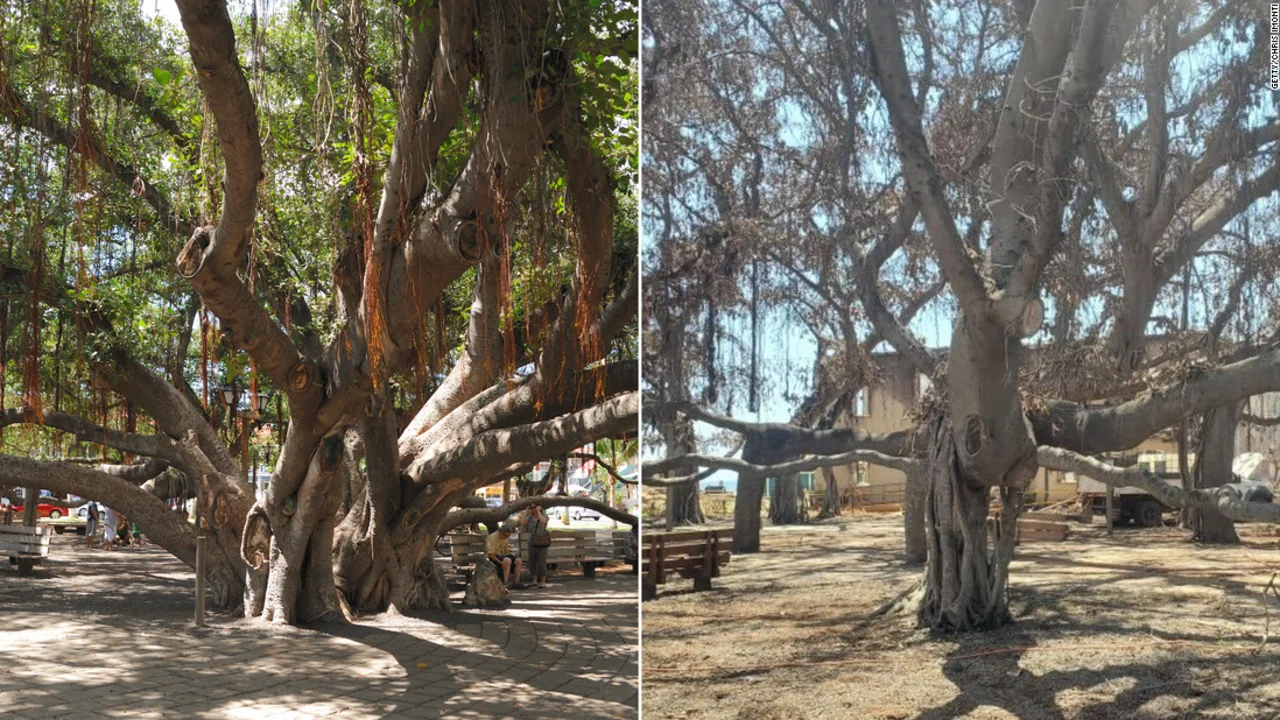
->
[768,473,806,525]
[903,462,927,564]
[913,309,1036,632]
[1192,403,1241,544]
[1177,420,1191,528]
[733,473,764,553]
[816,466,840,519]
[248,435,348,624]
[917,418,1020,631]
[667,482,705,525]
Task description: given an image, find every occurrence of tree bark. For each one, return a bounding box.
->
[903,462,927,564]
[1192,403,1241,544]
[733,472,765,554]
[816,466,840,519]
[768,473,806,525]
[917,417,1020,632]
[249,435,348,624]
[666,481,705,526]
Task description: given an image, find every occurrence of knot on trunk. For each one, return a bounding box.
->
[455,214,484,262]
[177,226,214,278]
[963,415,985,455]
[288,360,316,391]
[320,436,345,475]
[241,504,273,570]
[212,490,230,527]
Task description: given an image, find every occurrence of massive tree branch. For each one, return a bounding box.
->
[174,0,262,272]
[642,448,920,485]
[1034,347,1280,453]
[864,0,986,310]
[0,408,191,471]
[408,391,639,486]
[660,400,913,457]
[0,455,200,565]
[441,495,636,534]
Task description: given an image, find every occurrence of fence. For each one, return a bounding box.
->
[806,481,909,513]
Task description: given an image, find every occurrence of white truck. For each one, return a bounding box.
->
[1077,473,1181,527]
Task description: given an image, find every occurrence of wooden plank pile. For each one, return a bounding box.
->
[1015,518,1070,542]
[1,525,50,576]
[1023,509,1091,524]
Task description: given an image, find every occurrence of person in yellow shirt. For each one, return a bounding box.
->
[485,524,523,587]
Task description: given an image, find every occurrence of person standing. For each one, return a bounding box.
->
[101,505,118,550]
[522,504,551,588]
[85,501,99,548]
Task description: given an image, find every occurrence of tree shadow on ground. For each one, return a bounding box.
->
[0,536,637,719]
[909,578,1280,720]
[915,629,1280,720]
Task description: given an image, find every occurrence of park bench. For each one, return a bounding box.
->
[2,524,51,576]
[641,528,732,600]
[443,532,494,587]
[523,529,627,578]
[443,529,630,586]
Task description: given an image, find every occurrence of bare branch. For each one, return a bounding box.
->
[1034,347,1280,454]
[441,495,636,534]
[643,448,919,485]
[1038,446,1280,524]
[864,0,987,311]
[660,400,913,457]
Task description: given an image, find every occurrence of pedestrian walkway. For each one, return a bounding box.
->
[0,535,638,719]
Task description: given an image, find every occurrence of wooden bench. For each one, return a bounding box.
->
[444,532,493,587]
[642,528,732,600]
[535,530,626,578]
[444,530,630,585]
[2,525,51,576]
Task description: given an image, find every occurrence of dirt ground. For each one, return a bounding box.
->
[642,514,1280,720]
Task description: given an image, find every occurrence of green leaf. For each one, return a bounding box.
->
[153,68,172,86]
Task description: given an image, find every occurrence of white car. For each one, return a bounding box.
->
[548,505,603,522]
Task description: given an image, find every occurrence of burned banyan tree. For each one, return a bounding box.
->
[643,0,1280,631]
[0,0,638,624]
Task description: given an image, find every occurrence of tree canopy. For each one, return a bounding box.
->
[0,0,639,624]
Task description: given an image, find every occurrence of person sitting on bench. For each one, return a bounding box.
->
[485,523,523,588]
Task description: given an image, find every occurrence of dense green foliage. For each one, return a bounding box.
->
[0,0,637,465]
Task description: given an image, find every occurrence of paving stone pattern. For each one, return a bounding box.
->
[0,534,638,719]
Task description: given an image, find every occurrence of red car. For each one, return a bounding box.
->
[5,502,70,519]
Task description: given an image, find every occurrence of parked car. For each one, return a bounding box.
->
[548,505,603,522]
[8,502,70,519]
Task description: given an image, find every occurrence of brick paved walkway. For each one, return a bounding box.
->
[0,534,638,719]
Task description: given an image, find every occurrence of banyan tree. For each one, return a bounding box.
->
[0,0,638,624]
[644,0,1280,631]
